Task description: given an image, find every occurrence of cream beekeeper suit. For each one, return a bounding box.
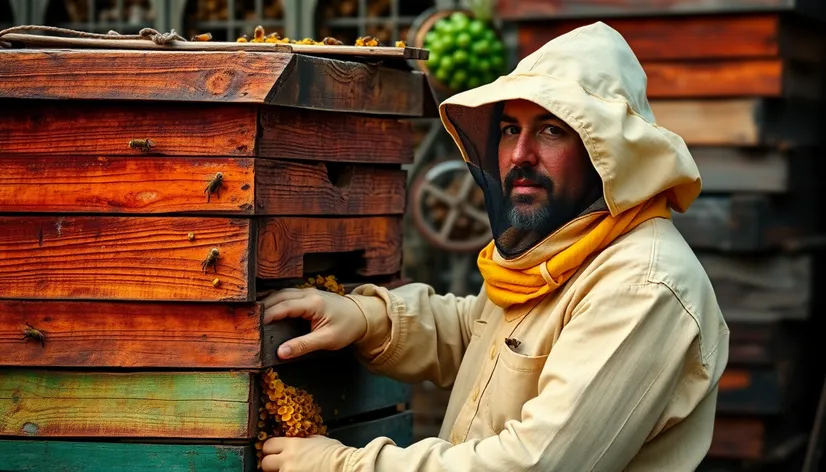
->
[342,22,730,471]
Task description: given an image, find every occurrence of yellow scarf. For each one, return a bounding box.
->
[478,194,672,309]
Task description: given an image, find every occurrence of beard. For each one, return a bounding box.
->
[502,166,572,235]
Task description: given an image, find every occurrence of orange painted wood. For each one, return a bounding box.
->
[0,301,266,368]
[255,160,407,215]
[0,216,252,301]
[498,0,805,19]
[0,50,291,103]
[708,417,765,459]
[257,217,403,279]
[258,107,414,164]
[0,101,257,156]
[516,15,780,61]
[644,60,783,98]
[0,156,255,214]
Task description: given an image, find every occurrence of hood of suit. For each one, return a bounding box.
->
[438,21,702,259]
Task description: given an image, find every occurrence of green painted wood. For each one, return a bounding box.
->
[275,352,411,422]
[0,440,255,472]
[329,411,415,448]
[0,369,256,439]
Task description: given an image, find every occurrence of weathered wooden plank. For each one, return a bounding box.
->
[0,370,256,438]
[276,353,411,422]
[650,98,819,147]
[0,101,257,156]
[0,49,291,103]
[497,0,826,20]
[266,54,430,117]
[672,195,809,252]
[0,216,252,301]
[256,160,406,215]
[0,156,406,216]
[644,60,783,98]
[691,147,788,193]
[257,217,403,279]
[0,301,267,368]
[517,15,782,61]
[0,156,255,214]
[717,367,787,415]
[708,417,766,459]
[698,254,812,322]
[0,441,255,472]
[258,107,414,164]
[328,411,414,449]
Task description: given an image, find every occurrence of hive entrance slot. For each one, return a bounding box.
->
[322,163,353,189]
[303,250,366,279]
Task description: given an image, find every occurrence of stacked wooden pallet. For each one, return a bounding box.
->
[0,46,435,470]
[498,1,826,470]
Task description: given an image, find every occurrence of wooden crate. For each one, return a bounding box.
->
[0,46,435,470]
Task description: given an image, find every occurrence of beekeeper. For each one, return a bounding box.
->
[259,21,729,472]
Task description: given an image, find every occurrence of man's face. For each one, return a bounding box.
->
[497,99,600,234]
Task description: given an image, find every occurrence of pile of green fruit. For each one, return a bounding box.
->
[423,11,506,93]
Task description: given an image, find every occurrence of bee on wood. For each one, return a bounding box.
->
[202,247,220,274]
[23,323,45,348]
[355,35,381,47]
[128,138,154,153]
[322,37,343,46]
[504,337,521,351]
[191,32,212,41]
[204,172,223,202]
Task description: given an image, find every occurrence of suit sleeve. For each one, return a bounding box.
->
[339,283,728,472]
[346,282,484,389]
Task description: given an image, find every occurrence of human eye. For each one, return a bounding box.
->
[500,124,519,136]
[541,124,565,136]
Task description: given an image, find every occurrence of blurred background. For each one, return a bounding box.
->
[4,0,826,470]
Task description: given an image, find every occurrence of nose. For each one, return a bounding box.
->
[510,132,538,167]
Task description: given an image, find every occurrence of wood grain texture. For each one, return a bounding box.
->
[0,216,252,301]
[644,60,782,98]
[651,99,761,145]
[672,195,811,253]
[698,253,811,322]
[328,411,414,449]
[0,156,255,214]
[258,107,414,164]
[708,418,765,459]
[268,54,431,117]
[691,147,787,193]
[0,370,256,438]
[257,217,403,279]
[497,0,815,19]
[0,101,257,156]
[0,301,268,368]
[255,160,406,215]
[0,441,254,471]
[517,15,781,61]
[0,49,291,103]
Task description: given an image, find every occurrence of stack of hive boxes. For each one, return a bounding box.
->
[498,1,826,470]
[0,44,436,470]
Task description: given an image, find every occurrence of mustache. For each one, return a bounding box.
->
[503,167,554,196]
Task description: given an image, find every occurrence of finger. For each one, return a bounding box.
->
[260,288,309,309]
[260,454,281,472]
[278,329,332,359]
[262,437,288,455]
[263,298,318,324]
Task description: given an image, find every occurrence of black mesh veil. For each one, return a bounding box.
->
[444,102,603,259]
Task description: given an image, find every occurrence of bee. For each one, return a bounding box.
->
[204,172,223,202]
[355,35,380,47]
[191,32,212,41]
[322,37,343,46]
[236,35,249,43]
[504,337,521,350]
[201,247,220,274]
[23,323,45,348]
[128,138,154,153]
[253,25,266,42]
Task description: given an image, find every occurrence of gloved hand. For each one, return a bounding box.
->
[260,435,357,472]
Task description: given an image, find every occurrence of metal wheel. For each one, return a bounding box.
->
[410,158,491,252]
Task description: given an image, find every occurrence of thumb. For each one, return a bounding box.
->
[277,330,329,359]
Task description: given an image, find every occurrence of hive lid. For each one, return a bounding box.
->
[0,32,437,118]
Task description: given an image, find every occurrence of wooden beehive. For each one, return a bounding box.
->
[0,41,436,471]
[497,1,826,470]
